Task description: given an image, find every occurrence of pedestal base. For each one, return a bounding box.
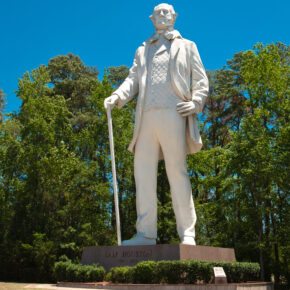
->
[81,244,236,271]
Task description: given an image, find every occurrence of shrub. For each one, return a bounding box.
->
[54,261,69,281]
[155,260,188,284]
[186,260,212,283]
[106,266,133,283]
[54,261,105,282]
[54,260,260,284]
[132,261,158,284]
[88,265,106,281]
[106,260,260,284]
[210,261,260,283]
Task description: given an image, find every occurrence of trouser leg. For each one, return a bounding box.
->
[158,109,196,238]
[134,110,160,239]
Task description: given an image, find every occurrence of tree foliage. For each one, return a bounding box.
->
[0,88,5,122]
[0,44,288,287]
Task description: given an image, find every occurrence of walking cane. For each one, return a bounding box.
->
[106,106,122,246]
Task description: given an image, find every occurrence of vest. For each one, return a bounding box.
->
[144,35,180,111]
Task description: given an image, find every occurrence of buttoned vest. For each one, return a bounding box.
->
[144,36,180,111]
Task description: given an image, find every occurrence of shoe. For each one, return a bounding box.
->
[121,234,156,246]
[181,236,196,245]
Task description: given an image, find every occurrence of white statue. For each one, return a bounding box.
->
[104,3,208,246]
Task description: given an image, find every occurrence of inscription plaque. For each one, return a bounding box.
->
[213,267,227,284]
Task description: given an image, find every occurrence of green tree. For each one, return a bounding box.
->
[107,65,129,88]
[0,88,5,122]
[224,43,289,284]
[0,62,112,281]
[189,52,247,247]
[0,44,288,288]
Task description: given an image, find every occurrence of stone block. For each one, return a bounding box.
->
[81,244,236,271]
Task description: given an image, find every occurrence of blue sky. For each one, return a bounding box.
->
[0,0,289,114]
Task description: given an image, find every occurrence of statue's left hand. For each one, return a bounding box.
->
[176,101,198,117]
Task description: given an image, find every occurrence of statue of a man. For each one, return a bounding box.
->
[104,3,208,246]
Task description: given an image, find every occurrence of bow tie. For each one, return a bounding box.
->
[150,30,175,44]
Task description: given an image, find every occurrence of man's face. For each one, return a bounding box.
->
[152,4,175,30]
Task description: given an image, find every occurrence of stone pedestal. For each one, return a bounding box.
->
[81,244,236,271]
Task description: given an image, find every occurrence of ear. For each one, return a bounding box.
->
[149,14,154,24]
[172,13,178,25]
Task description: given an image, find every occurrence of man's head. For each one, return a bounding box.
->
[150,3,177,30]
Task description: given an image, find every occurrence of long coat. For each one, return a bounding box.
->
[113,31,209,158]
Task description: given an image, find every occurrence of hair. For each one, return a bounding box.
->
[153,3,176,15]
[149,3,178,25]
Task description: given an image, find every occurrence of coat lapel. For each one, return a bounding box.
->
[169,38,191,101]
[169,38,180,62]
[138,41,150,104]
[131,40,150,145]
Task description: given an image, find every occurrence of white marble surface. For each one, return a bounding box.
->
[104,3,209,246]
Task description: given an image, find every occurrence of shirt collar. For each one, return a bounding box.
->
[149,29,182,44]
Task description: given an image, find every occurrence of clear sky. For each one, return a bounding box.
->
[0,0,289,114]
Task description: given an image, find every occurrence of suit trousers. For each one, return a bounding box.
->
[134,108,196,239]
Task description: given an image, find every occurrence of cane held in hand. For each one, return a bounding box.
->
[106,106,122,246]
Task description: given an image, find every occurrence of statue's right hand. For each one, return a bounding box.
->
[104,94,119,110]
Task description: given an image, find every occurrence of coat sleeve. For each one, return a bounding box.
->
[113,49,139,109]
[190,42,209,113]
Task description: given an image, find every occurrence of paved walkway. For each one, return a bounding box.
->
[25,285,99,290]
[24,282,274,290]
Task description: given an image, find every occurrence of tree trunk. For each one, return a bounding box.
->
[259,218,265,281]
